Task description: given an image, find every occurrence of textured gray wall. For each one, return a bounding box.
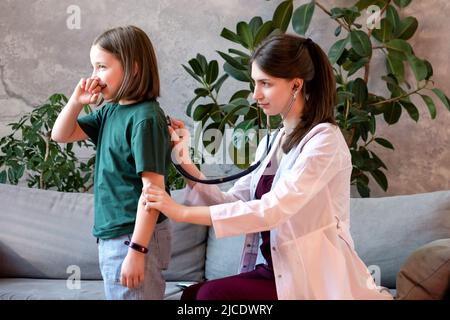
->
[0,0,449,197]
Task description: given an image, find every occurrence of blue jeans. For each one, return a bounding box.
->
[98,219,171,300]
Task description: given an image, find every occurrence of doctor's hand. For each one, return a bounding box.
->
[167,117,191,165]
[142,183,185,222]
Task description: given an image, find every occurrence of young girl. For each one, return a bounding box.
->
[52,26,172,300]
[142,34,393,300]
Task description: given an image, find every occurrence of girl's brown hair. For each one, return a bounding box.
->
[93,25,160,103]
[251,34,336,153]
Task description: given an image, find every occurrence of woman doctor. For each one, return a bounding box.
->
[142,34,392,300]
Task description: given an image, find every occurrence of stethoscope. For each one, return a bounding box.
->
[168,86,299,185]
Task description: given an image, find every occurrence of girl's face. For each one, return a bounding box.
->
[251,62,297,117]
[90,44,124,102]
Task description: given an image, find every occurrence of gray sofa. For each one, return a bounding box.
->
[0,183,449,300]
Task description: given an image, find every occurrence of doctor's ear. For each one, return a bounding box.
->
[292,79,303,93]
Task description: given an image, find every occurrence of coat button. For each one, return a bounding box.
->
[277,274,282,278]
[246,244,251,248]
[272,246,276,251]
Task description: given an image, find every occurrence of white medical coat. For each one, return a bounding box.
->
[184,123,392,300]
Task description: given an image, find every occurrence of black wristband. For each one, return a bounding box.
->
[124,240,149,254]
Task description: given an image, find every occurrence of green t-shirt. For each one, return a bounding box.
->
[77,100,171,239]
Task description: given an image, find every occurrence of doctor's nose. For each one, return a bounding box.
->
[252,86,263,101]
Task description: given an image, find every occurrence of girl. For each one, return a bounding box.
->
[52,26,171,300]
[142,34,393,300]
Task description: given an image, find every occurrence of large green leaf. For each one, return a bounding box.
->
[370,150,387,170]
[372,18,393,43]
[272,0,293,32]
[0,170,7,183]
[217,51,247,71]
[188,58,204,76]
[196,54,208,74]
[219,105,249,131]
[206,60,219,85]
[371,169,388,191]
[292,2,315,36]
[386,53,405,83]
[328,38,348,65]
[423,59,433,80]
[223,62,251,82]
[399,101,419,122]
[193,104,212,122]
[420,94,437,119]
[228,48,250,59]
[352,78,368,105]
[386,5,401,34]
[407,55,428,81]
[356,179,370,198]
[237,22,253,49]
[220,28,241,45]
[383,102,402,124]
[394,0,412,8]
[350,30,372,57]
[194,88,209,98]
[230,90,252,101]
[347,57,370,77]
[355,0,386,10]
[431,88,450,112]
[254,21,275,47]
[385,39,413,57]
[249,16,263,37]
[186,96,200,117]
[213,74,229,93]
[396,17,418,40]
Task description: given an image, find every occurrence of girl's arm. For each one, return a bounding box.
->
[120,171,164,289]
[142,182,212,226]
[51,77,101,143]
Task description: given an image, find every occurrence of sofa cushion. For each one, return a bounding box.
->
[205,227,244,280]
[0,278,105,300]
[0,278,188,300]
[162,221,208,282]
[350,190,450,288]
[0,184,101,279]
[162,189,209,282]
[396,239,450,300]
[0,185,208,283]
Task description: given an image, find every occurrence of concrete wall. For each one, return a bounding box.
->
[0,0,449,197]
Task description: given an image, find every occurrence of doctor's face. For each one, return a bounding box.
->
[251,62,296,117]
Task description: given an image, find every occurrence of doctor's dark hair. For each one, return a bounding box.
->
[93,25,160,103]
[250,34,336,153]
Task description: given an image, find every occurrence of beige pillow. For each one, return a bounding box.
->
[396,239,450,300]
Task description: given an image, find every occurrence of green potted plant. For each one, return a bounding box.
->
[182,0,450,197]
[0,93,96,192]
[0,93,186,192]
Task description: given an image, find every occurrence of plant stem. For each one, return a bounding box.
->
[369,86,424,107]
[315,1,351,32]
[364,1,391,83]
[204,80,236,128]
